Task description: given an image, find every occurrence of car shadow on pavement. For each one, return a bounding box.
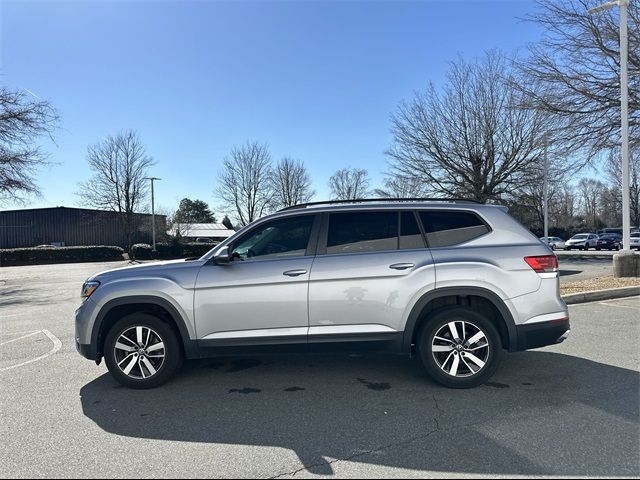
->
[80,351,639,477]
[559,269,582,277]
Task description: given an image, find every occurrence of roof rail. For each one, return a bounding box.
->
[279,197,481,211]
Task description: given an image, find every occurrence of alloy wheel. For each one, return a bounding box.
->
[113,326,166,379]
[431,321,490,378]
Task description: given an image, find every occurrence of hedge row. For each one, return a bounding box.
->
[131,242,216,260]
[0,246,125,267]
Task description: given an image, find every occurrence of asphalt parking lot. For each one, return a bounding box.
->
[556,253,618,281]
[0,261,639,478]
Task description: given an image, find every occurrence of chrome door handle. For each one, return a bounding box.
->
[389,263,415,270]
[283,269,308,277]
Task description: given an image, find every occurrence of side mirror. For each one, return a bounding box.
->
[213,246,231,265]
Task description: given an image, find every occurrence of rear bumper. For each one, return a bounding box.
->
[514,319,570,351]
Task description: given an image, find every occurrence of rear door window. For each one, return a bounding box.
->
[400,211,425,249]
[326,211,398,254]
[419,211,490,247]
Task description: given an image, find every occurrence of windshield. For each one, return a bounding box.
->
[571,234,589,239]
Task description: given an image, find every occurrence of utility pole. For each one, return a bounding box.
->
[543,133,549,240]
[619,0,630,253]
[144,177,161,252]
[588,0,630,252]
[589,0,634,276]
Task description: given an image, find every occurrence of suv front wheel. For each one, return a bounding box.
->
[418,308,503,389]
[104,313,183,389]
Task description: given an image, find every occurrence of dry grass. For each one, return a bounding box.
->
[560,276,640,295]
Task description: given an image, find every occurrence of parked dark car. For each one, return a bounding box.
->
[595,233,622,250]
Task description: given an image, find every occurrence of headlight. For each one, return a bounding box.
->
[81,281,100,299]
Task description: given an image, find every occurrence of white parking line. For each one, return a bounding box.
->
[0,330,62,372]
[0,329,41,336]
[598,301,639,309]
[0,312,34,319]
[0,331,42,346]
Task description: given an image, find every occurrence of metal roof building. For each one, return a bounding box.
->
[0,206,165,249]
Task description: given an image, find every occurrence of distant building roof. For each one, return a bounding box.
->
[0,205,163,217]
[168,223,235,238]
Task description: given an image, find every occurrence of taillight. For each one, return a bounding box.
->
[524,255,558,273]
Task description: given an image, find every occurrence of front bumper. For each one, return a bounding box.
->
[75,298,101,361]
[76,340,99,361]
[514,319,570,351]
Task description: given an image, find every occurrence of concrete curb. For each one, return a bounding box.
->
[555,252,616,260]
[562,286,640,305]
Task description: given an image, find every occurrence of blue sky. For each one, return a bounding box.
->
[1,0,543,217]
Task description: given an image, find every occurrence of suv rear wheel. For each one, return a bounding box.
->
[104,313,183,389]
[418,308,503,388]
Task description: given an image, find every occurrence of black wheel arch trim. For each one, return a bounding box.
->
[92,296,199,360]
[402,287,518,353]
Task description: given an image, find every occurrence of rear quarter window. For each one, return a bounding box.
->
[419,210,490,247]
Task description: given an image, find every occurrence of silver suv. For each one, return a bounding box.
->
[75,200,570,389]
[564,233,599,250]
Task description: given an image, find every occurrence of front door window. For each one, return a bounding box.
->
[231,215,314,261]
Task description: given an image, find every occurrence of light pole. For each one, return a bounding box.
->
[144,177,161,252]
[589,0,631,253]
[543,133,550,240]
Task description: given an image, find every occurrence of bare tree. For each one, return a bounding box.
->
[0,87,59,204]
[387,51,560,203]
[519,0,639,155]
[329,167,370,200]
[373,175,428,198]
[599,184,623,227]
[555,183,579,224]
[77,131,155,248]
[578,177,606,228]
[557,184,578,224]
[606,147,640,226]
[271,157,315,208]
[508,167,568,232]
[216,141,273,226]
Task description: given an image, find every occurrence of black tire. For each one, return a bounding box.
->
[417,308,503,389]
[104,313,183,389]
